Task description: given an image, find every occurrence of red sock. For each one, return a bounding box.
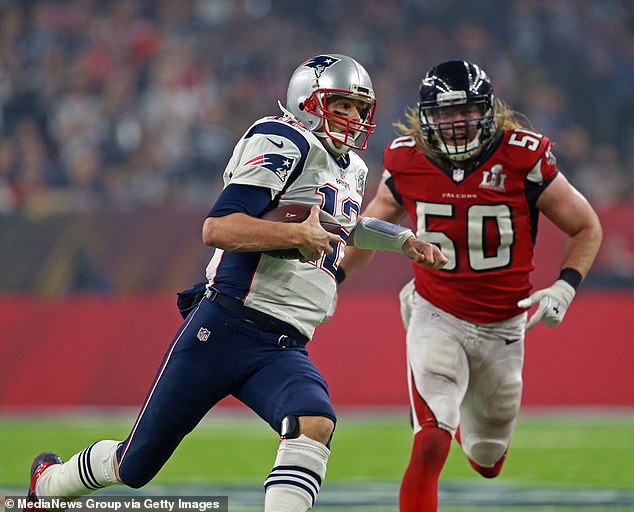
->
[455,426,506,478]
[399,427,451,512]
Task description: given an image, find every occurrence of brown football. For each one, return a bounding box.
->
[260,203,341,259]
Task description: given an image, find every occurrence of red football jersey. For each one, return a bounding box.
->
[383,129,558,323]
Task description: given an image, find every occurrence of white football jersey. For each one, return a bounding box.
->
[206,115,368,339]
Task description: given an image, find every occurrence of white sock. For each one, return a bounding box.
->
[264,434,330,512]
[36,440,120,498]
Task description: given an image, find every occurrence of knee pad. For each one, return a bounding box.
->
[283,415,335,448]
[469,439,507,469]
[280,415,301,439]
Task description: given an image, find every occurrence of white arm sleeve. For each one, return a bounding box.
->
[349,217,414,252]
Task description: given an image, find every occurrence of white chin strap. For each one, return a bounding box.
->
[316,131,351,155]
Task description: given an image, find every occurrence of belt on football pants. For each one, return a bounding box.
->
[205,287,309,346]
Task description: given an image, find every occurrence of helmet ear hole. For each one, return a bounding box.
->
[298,102,305,111]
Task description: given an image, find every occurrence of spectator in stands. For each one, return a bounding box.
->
[0,0,630,286]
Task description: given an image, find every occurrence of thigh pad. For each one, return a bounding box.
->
[422,337,461,383]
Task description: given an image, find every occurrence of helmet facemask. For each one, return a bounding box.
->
[419,96,495,162]
[303,86,376,155]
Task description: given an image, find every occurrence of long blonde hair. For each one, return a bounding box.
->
[393,98,533,149]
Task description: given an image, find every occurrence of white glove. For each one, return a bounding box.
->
[517,279,576,331]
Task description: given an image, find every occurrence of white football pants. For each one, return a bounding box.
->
[400,280,526,467]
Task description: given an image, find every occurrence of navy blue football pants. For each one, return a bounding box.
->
[115,296,336,488]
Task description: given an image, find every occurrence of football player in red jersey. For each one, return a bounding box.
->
[339,60,602,512]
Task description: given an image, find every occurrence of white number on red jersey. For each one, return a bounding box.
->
[415,201,514,271]
[508,130,542,151]
[389,135,417,150]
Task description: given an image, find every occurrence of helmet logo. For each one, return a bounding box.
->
[303,55,341,78]
[244,153,295,182]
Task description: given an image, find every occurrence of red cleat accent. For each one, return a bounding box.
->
[25,452,64,511]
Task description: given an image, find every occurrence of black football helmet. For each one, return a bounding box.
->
[418,60,496,161]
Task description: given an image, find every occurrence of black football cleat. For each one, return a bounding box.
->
[25,452,64,511]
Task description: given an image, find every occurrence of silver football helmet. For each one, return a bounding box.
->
[282,54,377,155]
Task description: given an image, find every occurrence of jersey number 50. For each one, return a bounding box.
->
[415,201,514,271]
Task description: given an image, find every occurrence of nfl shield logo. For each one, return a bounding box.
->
[452,168,464,183]
[197,327,211,342]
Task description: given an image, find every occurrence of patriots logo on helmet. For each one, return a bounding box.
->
[303,55,341,77]
[244,154,295,182]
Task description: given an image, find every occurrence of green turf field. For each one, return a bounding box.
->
[2,410,633,511]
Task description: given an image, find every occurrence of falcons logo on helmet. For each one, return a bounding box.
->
[303,55,341,77]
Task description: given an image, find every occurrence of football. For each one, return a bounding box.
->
[260,203,341,259]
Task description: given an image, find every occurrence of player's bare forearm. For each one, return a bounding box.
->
[202,210,338,255]
[339,245,375,276]
[203,213,302,251]
[537,174,603,279]
[559,222,603,278]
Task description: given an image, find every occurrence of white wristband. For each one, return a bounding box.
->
[350,217,414,252]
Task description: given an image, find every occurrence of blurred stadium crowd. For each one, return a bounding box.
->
[0,0,632,214]
[0,0,632,290]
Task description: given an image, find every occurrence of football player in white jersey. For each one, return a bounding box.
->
[25,54,445,512]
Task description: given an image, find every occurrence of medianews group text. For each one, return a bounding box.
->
[5,497,228,512]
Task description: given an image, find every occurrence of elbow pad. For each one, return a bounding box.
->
[350,217,414,252]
